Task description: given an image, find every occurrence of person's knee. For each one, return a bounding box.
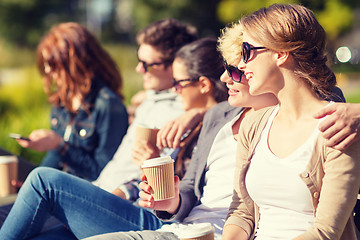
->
[25,167,63,189]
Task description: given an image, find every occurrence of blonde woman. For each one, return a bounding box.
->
[223,4,360,240]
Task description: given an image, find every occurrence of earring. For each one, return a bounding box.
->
[201,89,205,94]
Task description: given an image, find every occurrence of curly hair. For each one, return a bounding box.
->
[217,21,243,65]
[37,22,123,113]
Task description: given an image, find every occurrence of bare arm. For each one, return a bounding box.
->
[293,236,305,240]
[222,224,249,240]
[132,139,160,168]
[157,108,206,149]
[313,103,360,150]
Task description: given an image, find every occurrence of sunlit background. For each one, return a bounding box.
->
[0,0,359,163]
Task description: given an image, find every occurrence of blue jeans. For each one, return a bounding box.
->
[0,167,165,240]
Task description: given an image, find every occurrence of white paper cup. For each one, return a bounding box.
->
[142,156,175,201]
[177,223,215,240]
[0,156,18,197]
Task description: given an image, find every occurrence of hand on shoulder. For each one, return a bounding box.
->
[314,103,360,150]
[157,108,206,149]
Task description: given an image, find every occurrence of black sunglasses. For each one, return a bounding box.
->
[242,42,267,63]
[137,59,170,73]
[223,60,244,83]
[136,49,171,72]
[172,78,199,91]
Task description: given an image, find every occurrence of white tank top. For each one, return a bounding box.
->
[245,105,318,239]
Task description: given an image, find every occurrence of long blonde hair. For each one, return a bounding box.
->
[241,4,336,99]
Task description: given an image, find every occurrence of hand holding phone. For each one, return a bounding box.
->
[9,133,30,141]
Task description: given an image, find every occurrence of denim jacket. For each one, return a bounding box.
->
[41,78,128,180]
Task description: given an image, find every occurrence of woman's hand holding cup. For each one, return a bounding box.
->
[138,174,181,215]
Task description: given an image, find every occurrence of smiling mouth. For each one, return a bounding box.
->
[228,88,239,96]
[245,73,253,80]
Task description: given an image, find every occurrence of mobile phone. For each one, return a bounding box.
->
[9,133,30,141]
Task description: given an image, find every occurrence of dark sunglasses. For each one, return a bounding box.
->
[172,78,199,91]
[223,60,244,83]
[136,49,171,73]
[137,59,170,73]
[242,42,267,63]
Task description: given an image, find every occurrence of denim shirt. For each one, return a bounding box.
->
[41,78,129,180]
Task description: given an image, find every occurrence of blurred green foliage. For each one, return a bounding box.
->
[133,0,223,37]
[0,0,83,47]
[104,44,144,106]
[346,94,360,103]
[0,67,49,164]
[0,0,358,48]
[0,40,37,68]
[317,0,354,40]
[217,0,356,42]
[218,0,296,24]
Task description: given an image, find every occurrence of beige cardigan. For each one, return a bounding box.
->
[225,106,360,240]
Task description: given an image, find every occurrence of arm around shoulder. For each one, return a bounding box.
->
[314,102,360,150]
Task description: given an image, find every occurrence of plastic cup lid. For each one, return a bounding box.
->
[177,223,214,238]
[0,155,18,164]
[141,156,174,168]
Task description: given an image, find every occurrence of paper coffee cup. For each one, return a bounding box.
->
[135,124,159,146]
[177,223,215,240]
[142,156,175,201]
[0,156,18,197]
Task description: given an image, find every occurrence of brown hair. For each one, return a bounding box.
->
[240,4,336,99]
[136,19,198,66]
[37,22,123,113]
[175,38,228,103]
